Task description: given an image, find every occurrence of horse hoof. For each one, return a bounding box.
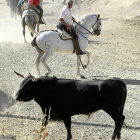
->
[45,72,51,77]
[24,40,27,43]
[80,75,86,79]
[83,65,87,69]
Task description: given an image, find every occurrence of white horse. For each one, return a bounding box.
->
[22,9,40,43]
[31,14,101,78]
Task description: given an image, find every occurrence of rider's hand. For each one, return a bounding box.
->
[67,25,71,32]
[72,17,76,23]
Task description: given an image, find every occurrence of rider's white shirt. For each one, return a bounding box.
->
[60,5,72,26]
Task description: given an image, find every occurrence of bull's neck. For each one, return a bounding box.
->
[33,79,56,106]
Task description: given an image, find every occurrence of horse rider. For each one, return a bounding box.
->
[17,0,44,24]
[17,0,23,14]
[59,0,86,55]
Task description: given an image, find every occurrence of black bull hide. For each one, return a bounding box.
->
[16,75,127,140]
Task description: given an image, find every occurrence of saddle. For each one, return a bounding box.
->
[24,4,41,15]
[55,29,72,40]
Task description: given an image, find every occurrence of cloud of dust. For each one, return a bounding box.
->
[0,20,32,43]
[0,90,15,112]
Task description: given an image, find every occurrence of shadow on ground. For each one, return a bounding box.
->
[0,90,15,112]
[0,113,139,130]
[92,76,140,86]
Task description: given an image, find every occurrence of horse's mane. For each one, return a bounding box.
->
[79,14,96,24]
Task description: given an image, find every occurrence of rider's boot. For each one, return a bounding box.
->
[39,16,45,24]
[75,38,86,55]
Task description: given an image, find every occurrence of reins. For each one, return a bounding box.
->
[74,21,94,35]
[74,14,101,39]
[70,15,101,69]
[70,32,85,69]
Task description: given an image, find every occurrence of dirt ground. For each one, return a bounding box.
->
[0,0,140,139]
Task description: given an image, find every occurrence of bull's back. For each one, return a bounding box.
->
[53,79,101,115]
[99,79,127,110]
[54,79,126,115]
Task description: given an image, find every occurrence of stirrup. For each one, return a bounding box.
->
[76,50,86,55]
[39,19,44,24]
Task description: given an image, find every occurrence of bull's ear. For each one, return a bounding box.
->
[14,71,25,78]
[29,73,37,82]
[98,14,100,18]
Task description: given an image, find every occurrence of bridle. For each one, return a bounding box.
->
[74,14,101,40]
[94,14,101,34]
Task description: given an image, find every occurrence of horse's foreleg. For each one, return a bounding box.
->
[31,24,36,37]
[37,23,39,32]
[77,56,85,78]
[23,25,27,43]
[41,52,53,76]
[83,50,90,69]
[35,52,44,77]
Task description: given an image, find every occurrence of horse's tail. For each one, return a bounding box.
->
[26,22,37,34]
[24,11,37,34]
[31,31,43,47]
[31,33,44,53]
[31,35,37,47]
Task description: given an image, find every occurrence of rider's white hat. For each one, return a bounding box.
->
[67,0,73,4]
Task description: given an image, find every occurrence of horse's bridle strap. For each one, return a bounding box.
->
[75,15,101,35]
[74,21,94,35]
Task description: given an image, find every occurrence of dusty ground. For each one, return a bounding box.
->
[0,0,140,139]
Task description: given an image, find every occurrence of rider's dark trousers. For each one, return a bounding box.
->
[36,5,43,16]
[59,23,77,39]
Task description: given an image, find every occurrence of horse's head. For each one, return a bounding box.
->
[92,14,101,36]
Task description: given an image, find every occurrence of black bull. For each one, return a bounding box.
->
[15,73,127,140]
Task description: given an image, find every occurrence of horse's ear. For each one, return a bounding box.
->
[98,14,100,18]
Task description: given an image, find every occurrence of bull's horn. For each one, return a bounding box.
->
[14,71,25,78]
[29,73,37,82]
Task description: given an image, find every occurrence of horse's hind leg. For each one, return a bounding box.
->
[35,51,44,77]
[37,23,39,32]
[31,24,36,37]
[105,109,125,140]
[83,50,90,69]
[41,51,54,76]
[22,22,27,43]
